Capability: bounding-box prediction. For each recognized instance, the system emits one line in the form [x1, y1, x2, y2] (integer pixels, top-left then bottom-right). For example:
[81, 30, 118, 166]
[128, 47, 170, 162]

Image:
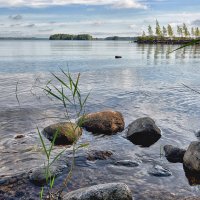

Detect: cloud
[192, 20, 200, 26]
[1, 0, 147, 9]
[9, 14, 23, 20]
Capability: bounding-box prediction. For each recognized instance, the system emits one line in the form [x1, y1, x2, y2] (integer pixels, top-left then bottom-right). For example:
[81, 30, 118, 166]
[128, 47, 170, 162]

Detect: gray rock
[63, 182, 133, 200]
[183, 141, 200, 173]
[43, 122, 82, 145]
[29, 165, 67, 186]
[148, 165, 172, 177]
[127, 117, 161, 147]
[114, 160, 141, 167]
[195, 130, 200, 138]
[79, 110, 125, 135]
[164, 145, 186, 163]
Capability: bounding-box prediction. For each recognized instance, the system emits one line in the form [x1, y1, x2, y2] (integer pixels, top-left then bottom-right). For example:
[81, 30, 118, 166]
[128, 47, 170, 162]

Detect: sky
[0, 0, 200, 38]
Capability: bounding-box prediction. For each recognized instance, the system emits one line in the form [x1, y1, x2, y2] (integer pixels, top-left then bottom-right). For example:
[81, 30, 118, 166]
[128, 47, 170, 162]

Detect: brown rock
[79, 110, 125, 135]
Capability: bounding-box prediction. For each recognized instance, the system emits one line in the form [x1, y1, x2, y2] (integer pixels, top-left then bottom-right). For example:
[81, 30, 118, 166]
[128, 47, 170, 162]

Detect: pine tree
[195, 27, 200, 37]
[183, 23, 190, 37]
[191, 27, 195, 37]
[167, 24, 174, 37]
[142, 31, 146, 37]
[155, 20, 162, 37]
[162, 26, 167, 37]
[148, 25, 153, 36]
[177, 26, 182, 37]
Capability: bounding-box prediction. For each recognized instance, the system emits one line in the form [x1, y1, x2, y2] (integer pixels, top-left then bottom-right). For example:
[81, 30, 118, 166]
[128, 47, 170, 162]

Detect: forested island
[49, 34, 136, 41]
[135, 20, 200, 44]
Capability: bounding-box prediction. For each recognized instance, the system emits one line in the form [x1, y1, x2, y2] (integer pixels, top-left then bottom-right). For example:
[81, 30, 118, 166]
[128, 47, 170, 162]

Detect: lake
[0, 40, 200, 199]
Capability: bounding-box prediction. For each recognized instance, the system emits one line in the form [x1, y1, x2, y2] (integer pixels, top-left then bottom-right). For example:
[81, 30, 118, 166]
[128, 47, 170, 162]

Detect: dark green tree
[155, 20, 162, 37]
[162, 26, 167, 37]
[167, 24, 174, 37]
[148, 25, 153, 36]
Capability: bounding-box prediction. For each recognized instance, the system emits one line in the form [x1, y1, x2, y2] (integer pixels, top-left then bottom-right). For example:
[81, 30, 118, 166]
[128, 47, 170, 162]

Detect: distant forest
[49, 34, 136, 41]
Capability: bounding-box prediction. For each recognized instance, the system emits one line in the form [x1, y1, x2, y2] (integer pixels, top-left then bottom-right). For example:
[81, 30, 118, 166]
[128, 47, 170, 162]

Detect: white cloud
[0, 0, 147, 9]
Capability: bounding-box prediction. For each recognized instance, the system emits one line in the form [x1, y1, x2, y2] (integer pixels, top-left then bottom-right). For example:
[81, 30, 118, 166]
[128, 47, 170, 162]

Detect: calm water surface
[0, 40, 200, 199]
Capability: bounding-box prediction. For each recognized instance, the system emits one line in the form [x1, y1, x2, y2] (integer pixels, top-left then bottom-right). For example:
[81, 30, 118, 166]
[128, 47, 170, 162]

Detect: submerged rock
[148, 165, 172, 177]
[63, 182, 133, 200]
[79, 110, 125, 135]
[127, 117, 161, 147]
[87, 150, 113, 161]
[114, 160, 141, 167]
[164, 145, 186, 163]
[183, 141, 200, 173]
[29, 165, 67, 186]
[43, 122, 82, 145]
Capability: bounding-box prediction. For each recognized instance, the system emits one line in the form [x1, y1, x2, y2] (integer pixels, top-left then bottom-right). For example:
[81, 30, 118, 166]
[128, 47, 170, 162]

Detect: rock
[148, 165, 172, 177]
[29, 165, 67, 186]
[127, 117, 161, 147]
[115, 56, 122, 59]
[195, 130, 200, 138]
[79, 110, 125, 135]
[14, 134, 25, 139]
[183, 141, 200, 173]
[114, 160, 141, 167]
[184, 166, 200, 186]
[63, 182, 133, 200]
[164, 145, 186, 163]
[87, 150, 113, 161]
[43, 122, 82, 145]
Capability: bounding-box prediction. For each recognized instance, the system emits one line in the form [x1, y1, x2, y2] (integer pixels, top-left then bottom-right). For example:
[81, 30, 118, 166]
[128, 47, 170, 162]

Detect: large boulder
[126, 117, 161, 147]
[164, 145, 186, 163]
[79, 110, 125, 135]
[63, 182, 133, 200]
[183, 141, 200, 173]
[43, 122, 82, 145]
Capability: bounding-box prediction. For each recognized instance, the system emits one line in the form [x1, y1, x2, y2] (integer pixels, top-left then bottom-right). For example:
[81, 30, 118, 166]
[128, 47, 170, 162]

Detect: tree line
[49, 34, 93, 40]
[142, 20, 200, 38]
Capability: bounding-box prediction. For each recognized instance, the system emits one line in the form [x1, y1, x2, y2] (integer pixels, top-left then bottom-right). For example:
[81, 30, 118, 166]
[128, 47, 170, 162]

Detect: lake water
[0, 40, 200, 199]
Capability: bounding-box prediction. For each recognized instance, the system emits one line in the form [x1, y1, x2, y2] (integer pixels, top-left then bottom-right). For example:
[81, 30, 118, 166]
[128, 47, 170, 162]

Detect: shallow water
[0, 40, 200, 199]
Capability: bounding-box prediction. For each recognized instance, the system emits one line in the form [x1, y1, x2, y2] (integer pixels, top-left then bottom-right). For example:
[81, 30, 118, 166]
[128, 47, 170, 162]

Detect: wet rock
[43, 122, 82, 145]
[29, 164, 67, 186]
[164, 145, 186, 163]
[114, 160, 141, 167]
[183, 141, 200, 173]
[14, 134, 25, 139]
[148, 165, 172, 177]
[184, 165, 200, 186]
[195, 130, 200, 138]
[63, 182, 133, 200]
[87, 150, 113, 161]
[127, 117, 161, 147]
[79, 110, 125, 135]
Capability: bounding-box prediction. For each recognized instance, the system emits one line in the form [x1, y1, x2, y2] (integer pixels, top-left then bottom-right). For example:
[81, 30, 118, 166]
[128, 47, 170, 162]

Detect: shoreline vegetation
[49, 34, 136, 41]
[135, 20, 200, 44]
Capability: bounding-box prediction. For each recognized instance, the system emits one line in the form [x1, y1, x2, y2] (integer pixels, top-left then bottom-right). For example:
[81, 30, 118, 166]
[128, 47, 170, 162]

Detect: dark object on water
[14, 134, 25, 139]
[127, 117, 161, 147]
[164, 145, 186, 163]
[115, 56, 122, 59]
